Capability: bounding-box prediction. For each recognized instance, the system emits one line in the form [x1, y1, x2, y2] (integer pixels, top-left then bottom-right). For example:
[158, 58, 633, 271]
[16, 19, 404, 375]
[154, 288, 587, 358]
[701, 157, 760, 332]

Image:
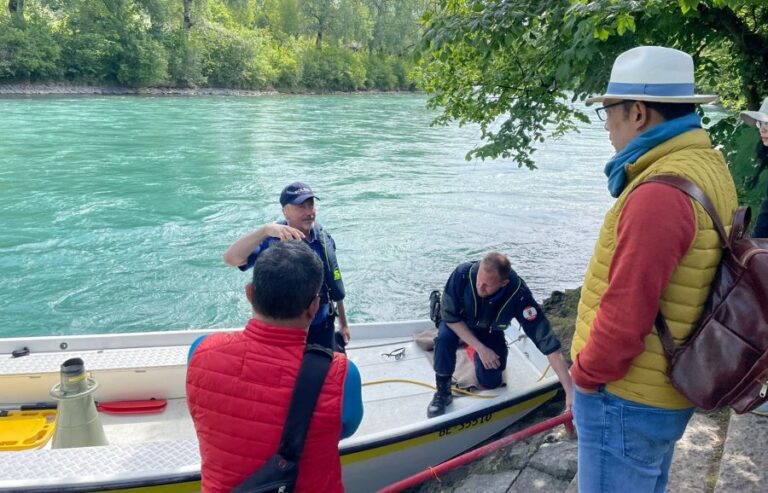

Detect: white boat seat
[0, 346, 191, 404]
[0, 346, 188, 377]
[0, 439, 200, 490]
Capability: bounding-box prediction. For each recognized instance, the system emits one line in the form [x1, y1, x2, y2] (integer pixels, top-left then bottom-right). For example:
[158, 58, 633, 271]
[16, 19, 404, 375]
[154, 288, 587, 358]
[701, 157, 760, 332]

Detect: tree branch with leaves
[419, 0, 768, 168]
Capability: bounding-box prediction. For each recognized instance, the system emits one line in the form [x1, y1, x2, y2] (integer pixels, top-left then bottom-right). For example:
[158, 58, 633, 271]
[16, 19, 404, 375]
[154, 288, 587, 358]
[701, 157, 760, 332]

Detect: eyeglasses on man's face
[595, 101, 627, 122]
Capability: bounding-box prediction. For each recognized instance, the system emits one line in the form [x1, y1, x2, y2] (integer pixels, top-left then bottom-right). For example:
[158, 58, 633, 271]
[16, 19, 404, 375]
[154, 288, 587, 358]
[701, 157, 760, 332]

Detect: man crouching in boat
[427, 252, 573, 418]
[187, 241, 363, 493]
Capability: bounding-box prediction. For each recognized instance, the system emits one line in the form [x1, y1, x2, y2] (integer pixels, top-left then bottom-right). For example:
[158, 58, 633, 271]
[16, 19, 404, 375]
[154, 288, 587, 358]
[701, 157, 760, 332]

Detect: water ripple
[1, 94, 617, 337]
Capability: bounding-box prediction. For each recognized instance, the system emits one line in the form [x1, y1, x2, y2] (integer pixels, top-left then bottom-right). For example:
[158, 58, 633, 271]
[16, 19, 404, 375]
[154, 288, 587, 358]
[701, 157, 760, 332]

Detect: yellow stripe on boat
[102, 482, 201, 493]
[340, 390, 555, 465]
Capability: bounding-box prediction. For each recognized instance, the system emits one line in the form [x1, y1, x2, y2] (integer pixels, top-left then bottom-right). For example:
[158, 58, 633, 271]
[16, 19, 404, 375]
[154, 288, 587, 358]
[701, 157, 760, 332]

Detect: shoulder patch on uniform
[523, 306, 537, 321]
[333, 268, 342, 281]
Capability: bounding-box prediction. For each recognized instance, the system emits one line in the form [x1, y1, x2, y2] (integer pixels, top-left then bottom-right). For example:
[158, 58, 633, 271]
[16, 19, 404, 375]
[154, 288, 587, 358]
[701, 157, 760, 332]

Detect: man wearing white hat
[740, 99, 768, 418]
[740, 98, 768, 240]
[570, 46, 739, 492]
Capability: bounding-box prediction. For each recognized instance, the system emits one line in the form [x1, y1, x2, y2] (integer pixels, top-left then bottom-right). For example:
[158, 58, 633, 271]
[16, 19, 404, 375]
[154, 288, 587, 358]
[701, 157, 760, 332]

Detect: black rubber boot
[427, 375, 453, 418]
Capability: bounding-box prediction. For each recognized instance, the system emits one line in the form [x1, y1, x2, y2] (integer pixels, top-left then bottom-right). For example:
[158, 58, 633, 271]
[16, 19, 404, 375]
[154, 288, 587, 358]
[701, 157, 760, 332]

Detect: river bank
[0, 83, 418, 97]
[406, 287, 580, 492]
[406, 287, 768, 493]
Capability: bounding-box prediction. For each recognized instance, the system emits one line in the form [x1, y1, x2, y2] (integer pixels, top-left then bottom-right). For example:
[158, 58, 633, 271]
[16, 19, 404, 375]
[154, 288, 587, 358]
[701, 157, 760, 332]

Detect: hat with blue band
[586, 46, 718, 106]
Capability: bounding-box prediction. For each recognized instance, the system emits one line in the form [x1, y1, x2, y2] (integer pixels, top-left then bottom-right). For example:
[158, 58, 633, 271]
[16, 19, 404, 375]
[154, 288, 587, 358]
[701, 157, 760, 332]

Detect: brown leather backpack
[646, 175, 768, 413]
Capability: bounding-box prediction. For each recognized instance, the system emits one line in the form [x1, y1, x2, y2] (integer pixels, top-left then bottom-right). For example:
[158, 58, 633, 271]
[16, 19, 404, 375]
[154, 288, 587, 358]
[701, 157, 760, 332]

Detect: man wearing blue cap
[571, 46, 739, 492]
[224, 182, 349, 351]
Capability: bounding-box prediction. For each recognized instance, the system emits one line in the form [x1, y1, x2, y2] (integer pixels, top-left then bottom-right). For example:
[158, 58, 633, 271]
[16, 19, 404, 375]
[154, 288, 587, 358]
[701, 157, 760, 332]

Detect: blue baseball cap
[279, 182, 317, 206]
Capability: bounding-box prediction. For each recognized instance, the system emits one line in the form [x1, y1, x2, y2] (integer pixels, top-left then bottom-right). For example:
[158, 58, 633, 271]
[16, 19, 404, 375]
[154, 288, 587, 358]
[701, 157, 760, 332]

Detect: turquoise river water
[1, 94, 617, 338]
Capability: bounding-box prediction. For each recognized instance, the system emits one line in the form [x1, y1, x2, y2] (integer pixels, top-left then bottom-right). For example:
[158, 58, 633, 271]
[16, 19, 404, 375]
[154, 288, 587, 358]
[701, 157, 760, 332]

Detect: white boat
[0, 320, 561, 492]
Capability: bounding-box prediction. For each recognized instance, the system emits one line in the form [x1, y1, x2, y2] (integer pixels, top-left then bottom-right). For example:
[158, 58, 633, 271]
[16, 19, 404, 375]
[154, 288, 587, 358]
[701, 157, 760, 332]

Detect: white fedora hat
[740, 97, 768, 126]
[585, 46, 718, 106]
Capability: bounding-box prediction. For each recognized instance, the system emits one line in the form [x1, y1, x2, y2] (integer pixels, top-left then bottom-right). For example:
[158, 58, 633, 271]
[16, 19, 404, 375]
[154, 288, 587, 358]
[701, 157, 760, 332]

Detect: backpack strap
[654, 311, 677, 360]
[277, 344, 334, 462]
[643, 176, 724, 358]
[645, 175, 729, 245]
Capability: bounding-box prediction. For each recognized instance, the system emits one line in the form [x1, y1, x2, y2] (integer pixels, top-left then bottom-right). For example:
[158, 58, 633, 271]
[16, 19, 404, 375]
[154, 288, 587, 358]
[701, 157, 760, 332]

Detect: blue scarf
[604, 112, 702, 198]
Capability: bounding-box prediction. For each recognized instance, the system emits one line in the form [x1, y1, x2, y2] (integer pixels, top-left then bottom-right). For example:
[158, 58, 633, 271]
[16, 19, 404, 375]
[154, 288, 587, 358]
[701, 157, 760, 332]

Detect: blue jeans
[433, 320, 508, 388]
[572, 387, 694, 493]
[752, 400, 768, 415]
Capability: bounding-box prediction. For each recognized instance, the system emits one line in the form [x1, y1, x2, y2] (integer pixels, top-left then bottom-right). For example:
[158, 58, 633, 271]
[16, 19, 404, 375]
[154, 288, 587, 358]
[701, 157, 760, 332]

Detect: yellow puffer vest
[571, 129, 738, 409]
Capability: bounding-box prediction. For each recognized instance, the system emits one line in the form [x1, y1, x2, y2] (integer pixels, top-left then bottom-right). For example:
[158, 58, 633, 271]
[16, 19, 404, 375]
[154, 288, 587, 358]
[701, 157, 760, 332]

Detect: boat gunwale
[0, 382, 561, 492]
[0, 320, 560, 492]
[0, 320, 434, 356]
[340, 379, 560, 455]
[0, 472, 200, 493]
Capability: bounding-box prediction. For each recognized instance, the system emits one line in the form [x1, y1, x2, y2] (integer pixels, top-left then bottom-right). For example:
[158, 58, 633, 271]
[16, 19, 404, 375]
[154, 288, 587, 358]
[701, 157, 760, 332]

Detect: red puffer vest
[186, 319, 348, 493]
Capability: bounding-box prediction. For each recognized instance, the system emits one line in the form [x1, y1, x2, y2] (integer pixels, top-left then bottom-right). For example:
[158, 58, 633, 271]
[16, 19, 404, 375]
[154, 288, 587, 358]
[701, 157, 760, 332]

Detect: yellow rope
[536, 363, 552, 382]
[362, 365, 554, 398]
[361, 379, 498, 399]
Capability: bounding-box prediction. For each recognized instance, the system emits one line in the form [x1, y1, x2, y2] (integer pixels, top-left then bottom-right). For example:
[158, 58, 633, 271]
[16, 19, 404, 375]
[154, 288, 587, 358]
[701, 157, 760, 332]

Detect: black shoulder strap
[277, 344, 334, 461]
[462, 262, 477, 319]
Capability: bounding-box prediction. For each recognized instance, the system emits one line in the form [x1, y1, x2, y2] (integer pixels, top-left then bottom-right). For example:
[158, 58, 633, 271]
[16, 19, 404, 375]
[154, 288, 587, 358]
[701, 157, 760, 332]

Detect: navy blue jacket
[753, 198, 768, 238]
[440, 261, 561, 355]
[239, 223, 345, 326]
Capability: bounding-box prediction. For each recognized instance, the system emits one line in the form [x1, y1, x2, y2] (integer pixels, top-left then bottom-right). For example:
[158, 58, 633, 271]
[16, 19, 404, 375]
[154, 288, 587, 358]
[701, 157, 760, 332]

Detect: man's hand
[263, 224, 305, 241]
[475, 345, 501, 370]
[339, 324, 351, 344]
[224, 224, 306, 267]
[564, 385, 574, 411]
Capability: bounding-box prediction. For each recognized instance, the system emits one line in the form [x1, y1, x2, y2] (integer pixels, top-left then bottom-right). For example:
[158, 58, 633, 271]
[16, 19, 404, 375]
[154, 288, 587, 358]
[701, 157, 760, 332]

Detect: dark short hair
[481, 252, 511, 279]
[757, 140, 768, 169]
[622, 101, 696, 121]
[251, 241, 324, 319]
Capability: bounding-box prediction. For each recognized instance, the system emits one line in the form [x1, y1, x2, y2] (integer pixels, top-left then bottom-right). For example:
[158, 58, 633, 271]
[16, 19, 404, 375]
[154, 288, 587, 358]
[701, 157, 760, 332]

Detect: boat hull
[340, 388, 557, 493]
[0, 320, 561, 492]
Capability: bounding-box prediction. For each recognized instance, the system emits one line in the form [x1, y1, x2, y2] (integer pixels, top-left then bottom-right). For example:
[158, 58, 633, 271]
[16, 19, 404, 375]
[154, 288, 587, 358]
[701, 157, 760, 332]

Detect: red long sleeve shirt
[571, 183, 696, 390]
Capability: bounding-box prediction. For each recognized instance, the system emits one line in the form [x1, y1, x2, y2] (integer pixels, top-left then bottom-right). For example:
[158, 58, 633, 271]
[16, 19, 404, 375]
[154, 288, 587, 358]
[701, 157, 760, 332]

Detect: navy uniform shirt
[238, 226, 337, 326]
[440, 262, 561, 355]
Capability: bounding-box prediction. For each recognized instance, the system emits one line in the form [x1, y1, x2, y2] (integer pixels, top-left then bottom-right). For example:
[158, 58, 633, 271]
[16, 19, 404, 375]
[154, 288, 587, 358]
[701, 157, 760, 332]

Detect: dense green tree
[367, 0, 426, 56]
[331, 0, 371, 48]
[420, 0, 768, 171]
[0, 11, 60, 80]
[0, 0, 427, 91]
[301, 0, 334, 48]
[56, 0, 168, 86]
[182, 0, 192, 29]
[7, 0, 24, 26]
[302, 45, 366, 90]
[259, 0, 300, 39]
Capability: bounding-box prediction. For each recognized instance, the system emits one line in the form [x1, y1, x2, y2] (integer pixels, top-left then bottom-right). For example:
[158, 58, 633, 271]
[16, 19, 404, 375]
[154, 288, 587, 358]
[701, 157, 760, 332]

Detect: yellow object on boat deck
[0, 410, 57, 451]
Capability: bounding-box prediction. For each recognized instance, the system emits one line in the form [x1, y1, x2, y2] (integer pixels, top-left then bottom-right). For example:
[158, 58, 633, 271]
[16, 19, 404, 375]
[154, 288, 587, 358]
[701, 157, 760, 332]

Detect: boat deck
[0, 321, 559, 492]
[2, 331, 548, 442]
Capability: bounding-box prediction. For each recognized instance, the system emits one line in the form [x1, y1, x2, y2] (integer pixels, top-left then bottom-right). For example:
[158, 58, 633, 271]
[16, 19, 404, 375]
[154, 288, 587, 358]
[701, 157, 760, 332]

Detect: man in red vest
[187, 241, 363, 493]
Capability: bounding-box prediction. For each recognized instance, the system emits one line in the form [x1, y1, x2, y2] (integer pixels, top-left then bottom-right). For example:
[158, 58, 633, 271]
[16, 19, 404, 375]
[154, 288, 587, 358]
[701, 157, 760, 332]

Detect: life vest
[571, 129, 739, 409]
[186, 319, 348, 493]
[277, 220, 345, 303]
[454, 261, 524, 332]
